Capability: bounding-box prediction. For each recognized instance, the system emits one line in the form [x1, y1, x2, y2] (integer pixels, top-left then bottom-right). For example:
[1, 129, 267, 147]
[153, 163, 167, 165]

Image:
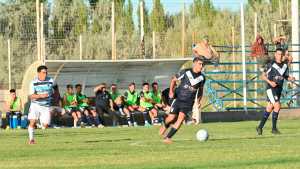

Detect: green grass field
[1, 119, 300, 169]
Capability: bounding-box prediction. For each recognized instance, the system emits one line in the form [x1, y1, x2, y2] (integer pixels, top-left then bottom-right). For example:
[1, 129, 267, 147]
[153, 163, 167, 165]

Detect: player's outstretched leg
[163, 112, 185, 144]
[257, 102, 273, 135]
[159, 114, 176, 136]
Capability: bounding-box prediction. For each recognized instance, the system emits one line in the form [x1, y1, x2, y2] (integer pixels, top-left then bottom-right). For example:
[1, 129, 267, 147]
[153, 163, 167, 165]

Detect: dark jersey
[95, 90, 111, 107]
[265, 61, 289, 89]
[174, 69, 205, 106]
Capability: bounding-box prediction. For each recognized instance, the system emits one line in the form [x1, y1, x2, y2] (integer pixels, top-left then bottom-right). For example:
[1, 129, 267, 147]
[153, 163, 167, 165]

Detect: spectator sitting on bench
[138, 82, 159, 126]
[124, 82, 139, 126]
[5, 89, 23, 129]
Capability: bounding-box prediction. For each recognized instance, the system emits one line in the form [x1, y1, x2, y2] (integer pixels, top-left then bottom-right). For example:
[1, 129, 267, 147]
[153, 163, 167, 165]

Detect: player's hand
[169, 91, 174, 99]
[39, 93, 49, 98]
[269, 81, 277, 88]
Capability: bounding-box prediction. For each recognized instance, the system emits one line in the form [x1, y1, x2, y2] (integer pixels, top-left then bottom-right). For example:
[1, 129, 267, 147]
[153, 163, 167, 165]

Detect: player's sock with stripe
[165, 127, 177, 139]
[272, 111, 279, 130]
[28, 126, 34, 141]
[258, 111, 271, 129]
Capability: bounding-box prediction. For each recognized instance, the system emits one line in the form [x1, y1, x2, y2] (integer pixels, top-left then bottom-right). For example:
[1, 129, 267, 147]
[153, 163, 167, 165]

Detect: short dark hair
[152, 82, 158, 87]
[111, 83, 117, 87]
[37, 65, 48, 72]
[142, 82, 149, 86]
[9, 89, 16, 93]
[75, 84, 82, 88]
[66, 84, 73, 89]
[129, 82, 135, 86]
[275, 48, 283, 53]
[193, 56, 205, 63]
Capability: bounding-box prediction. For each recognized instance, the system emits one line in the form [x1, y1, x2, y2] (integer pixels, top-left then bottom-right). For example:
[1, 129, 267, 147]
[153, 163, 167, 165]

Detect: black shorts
[266, 87, 282, 104]
[170, 99, 192, 116]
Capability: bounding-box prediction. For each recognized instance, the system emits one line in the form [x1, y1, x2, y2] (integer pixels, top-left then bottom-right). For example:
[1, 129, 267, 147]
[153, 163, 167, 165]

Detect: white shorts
[28, 103, 51, 125]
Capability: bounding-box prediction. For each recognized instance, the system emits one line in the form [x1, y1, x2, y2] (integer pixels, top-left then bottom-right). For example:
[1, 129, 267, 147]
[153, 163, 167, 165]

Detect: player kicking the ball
[28, 65, 55, 144]
[256, 48, 295, 135]
[159, 57, 205, 144]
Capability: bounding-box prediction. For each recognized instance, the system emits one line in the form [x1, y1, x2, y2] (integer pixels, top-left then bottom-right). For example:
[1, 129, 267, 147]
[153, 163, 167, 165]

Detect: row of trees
[0, 0, 294, 89]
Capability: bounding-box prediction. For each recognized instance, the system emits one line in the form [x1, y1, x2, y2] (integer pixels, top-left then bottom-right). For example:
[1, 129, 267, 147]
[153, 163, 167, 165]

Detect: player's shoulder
[45, 76, 54, 83]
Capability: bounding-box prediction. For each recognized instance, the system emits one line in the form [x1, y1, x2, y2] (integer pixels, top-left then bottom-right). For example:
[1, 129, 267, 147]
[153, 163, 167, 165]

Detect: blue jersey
[29, 76, 55, 107]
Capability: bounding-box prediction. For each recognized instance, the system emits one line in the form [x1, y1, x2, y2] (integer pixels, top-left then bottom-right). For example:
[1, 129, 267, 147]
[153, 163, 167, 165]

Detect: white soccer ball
[196, 129, 209, 142]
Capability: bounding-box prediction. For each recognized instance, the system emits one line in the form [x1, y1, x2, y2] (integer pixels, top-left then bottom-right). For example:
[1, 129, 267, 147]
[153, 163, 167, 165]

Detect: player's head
[111, 84, 117, 92]
[9, 89, 16, 99]
[75, 84, 82, 93]
[142, 82, 150, 92]
[66, 84, 74, 94]
[37, 65, 48, 81]
[152, 82, 159, 91]
[275, 48, 283, 63]
[128, 82, 135, 92]
[192, 57, 204, 73]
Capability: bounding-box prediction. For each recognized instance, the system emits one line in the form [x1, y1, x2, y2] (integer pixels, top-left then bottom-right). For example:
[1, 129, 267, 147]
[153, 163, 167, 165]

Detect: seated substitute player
[63, 84, 82, 128]
[5, 89, 23, 129]
[75, 84, 100, 127]
[28, 65, 55, 144]
[159, 57, 205, 144]
[124, 82, 139, 126]
[256, 48, 295, 135]
[113, 95, 133, 126]
[138, 82, 159, 126]
[110, 84, 121, 102]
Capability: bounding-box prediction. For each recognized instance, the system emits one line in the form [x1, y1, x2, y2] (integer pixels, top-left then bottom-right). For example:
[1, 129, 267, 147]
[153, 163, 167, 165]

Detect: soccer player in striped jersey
[28, 65, 55, 144]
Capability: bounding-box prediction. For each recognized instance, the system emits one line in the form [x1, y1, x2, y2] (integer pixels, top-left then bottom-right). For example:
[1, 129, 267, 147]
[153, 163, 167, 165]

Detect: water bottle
[9, 114, 13, 128]
[21, 115, 28, 129]
[12, 115, 17, 129]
